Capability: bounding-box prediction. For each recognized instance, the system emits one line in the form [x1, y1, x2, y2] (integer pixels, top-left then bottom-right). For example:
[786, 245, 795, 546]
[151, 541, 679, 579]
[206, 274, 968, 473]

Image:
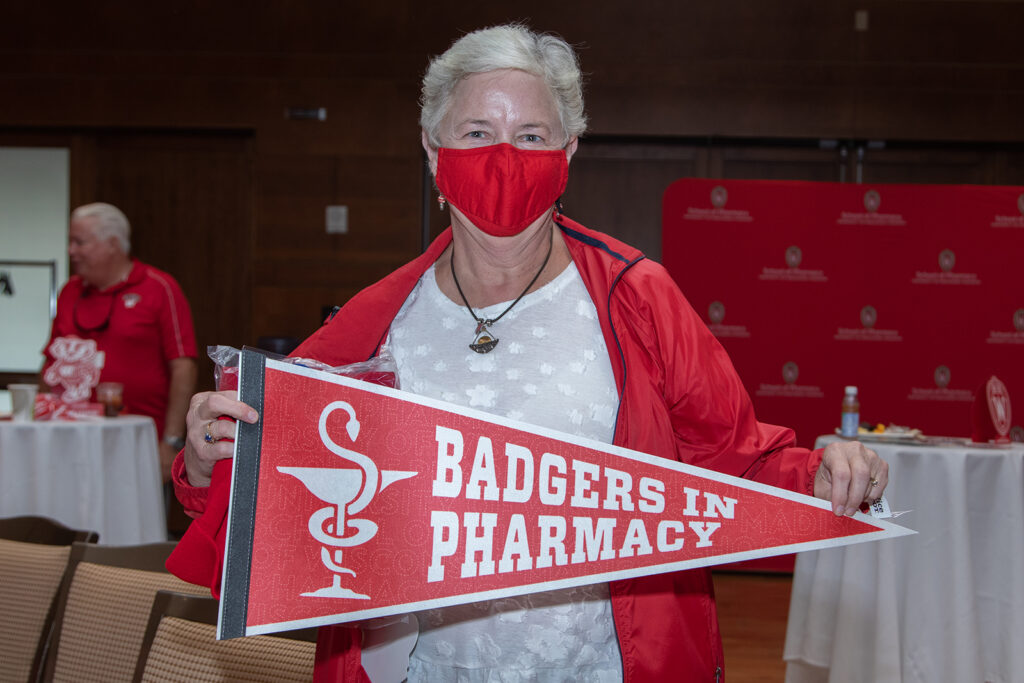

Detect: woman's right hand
[184, 390, 259, 487]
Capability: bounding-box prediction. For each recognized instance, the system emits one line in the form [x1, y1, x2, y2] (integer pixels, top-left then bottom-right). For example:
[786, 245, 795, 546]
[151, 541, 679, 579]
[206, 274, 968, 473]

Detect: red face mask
[435, 143, 569, 237]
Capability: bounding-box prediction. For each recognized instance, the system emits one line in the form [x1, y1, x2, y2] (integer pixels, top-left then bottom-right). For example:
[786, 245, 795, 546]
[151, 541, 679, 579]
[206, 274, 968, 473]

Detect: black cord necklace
[72, 290, 117, 333]
[72, 265, 133, 333]
[450, 229, 554, 354]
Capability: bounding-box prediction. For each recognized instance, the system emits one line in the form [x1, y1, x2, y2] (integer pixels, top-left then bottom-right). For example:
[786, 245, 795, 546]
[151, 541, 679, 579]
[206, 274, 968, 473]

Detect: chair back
[0, 516, 98, 683]
[42, 541, 208, 683]
[132, 590, 317, 683]
[0, 515, 99, 545]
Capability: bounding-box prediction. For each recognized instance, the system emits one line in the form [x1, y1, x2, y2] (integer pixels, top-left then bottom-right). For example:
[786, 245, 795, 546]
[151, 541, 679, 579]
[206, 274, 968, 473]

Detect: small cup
[96, 382, 124, 417]
[9, 384, 39, 422]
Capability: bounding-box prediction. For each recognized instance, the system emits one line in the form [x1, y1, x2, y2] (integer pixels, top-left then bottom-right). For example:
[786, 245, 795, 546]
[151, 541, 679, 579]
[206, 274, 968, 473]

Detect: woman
[172, 24, 887, 682]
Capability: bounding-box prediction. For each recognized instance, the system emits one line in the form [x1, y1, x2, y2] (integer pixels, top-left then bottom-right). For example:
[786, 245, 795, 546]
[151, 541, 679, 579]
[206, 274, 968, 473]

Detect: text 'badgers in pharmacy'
[427, 426, 736, 582]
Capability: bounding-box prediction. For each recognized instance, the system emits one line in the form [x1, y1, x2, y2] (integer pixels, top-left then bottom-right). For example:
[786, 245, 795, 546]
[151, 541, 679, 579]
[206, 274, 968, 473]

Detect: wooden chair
[0, 516, 98, 683]
[40, 541, 208, 683]
[0, 515, 99, 545]
[132, 590, 317, 683]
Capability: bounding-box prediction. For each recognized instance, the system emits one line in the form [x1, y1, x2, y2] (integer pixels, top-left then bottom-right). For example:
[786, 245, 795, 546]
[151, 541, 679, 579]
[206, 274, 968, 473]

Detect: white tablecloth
[784, 435, 1024, 683]
[0, 415, 167, 545]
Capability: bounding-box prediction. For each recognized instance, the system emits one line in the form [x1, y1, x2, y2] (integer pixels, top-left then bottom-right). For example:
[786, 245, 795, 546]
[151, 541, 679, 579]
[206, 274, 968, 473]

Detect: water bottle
[840, 385, 860, 437]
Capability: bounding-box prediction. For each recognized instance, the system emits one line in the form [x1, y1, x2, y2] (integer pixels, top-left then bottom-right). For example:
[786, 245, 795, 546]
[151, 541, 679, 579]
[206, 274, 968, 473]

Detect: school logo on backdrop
[755, 361, 824, 399]
[785, 246, 802, 269]
[706, 300, 750, 339]
[711, 186, 728, 208]
[837, 188, 905, 226]
[986, 308, 1024, 345]
[782, 362, 800, 385]
[938, 249, 956, 273]
[860, 305, 877, 329]
[682, 182, 752, 223]
[708, 301, 725, 325]
[990, 192, 1024, 228]
[912, 248, 980, 286]
[760, 246, 827, 282]
[909, 364, 972, 402]
[864, 190, 881, 213]
[835, 305, 902, 342]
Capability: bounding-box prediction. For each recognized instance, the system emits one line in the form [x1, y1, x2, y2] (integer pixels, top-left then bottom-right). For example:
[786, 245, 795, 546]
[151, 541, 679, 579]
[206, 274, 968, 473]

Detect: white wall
[0, 147, 69, 373]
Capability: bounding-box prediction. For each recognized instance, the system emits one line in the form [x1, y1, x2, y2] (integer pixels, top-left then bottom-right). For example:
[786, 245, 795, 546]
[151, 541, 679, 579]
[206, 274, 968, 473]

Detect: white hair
[71, 202, 131, 253]
[420, 24, 587, 148]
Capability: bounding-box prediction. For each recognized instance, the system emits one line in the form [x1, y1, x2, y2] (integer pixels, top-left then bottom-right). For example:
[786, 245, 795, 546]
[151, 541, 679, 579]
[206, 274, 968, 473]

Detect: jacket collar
[349, 220, 645, 360]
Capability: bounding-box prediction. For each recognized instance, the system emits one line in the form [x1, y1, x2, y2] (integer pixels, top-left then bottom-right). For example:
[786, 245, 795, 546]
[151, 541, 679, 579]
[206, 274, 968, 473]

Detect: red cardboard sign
[218, 351, 912, 639]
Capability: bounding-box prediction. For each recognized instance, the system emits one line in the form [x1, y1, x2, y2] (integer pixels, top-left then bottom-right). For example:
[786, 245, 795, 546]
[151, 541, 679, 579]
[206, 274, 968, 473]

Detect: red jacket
[170, 217, 822, 682]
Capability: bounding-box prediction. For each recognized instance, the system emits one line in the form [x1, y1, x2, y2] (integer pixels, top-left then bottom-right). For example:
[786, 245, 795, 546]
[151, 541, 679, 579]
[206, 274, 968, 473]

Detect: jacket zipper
[554, 218, 646, 443]
[604, 254, 645, 442]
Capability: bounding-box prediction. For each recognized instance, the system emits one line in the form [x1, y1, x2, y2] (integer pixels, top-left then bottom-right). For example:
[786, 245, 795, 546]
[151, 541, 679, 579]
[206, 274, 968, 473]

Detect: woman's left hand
[814, 441, 889, 516]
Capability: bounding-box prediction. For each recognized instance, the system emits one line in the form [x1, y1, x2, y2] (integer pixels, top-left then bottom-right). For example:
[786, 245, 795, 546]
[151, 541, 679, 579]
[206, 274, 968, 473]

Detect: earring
[438, 193, 447, 211]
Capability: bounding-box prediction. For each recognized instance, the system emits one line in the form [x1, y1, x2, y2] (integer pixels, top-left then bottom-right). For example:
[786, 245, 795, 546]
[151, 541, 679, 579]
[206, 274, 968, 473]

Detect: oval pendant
[470, 328, 498, 354]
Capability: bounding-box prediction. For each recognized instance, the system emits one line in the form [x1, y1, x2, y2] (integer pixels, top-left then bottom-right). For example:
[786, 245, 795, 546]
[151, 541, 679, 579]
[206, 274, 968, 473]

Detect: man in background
[42, 202, 197, 482]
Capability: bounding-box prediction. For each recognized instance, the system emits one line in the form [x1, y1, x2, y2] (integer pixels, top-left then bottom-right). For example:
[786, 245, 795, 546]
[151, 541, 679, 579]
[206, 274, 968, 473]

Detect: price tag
[869, 496, 892, 519]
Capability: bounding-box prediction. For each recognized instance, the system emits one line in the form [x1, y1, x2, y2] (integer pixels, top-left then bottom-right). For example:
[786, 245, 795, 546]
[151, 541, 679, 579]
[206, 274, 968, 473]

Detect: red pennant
[219, 352, 911, 638]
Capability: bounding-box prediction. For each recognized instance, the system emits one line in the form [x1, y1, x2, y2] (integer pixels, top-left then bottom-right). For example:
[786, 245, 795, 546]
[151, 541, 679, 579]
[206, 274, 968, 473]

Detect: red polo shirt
[43, 259, 197, 436]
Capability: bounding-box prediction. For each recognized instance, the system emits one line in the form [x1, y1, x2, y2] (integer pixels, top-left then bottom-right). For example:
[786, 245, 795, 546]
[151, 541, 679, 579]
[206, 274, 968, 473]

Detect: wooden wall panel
[251, 286, 363, 345]
[859, 1, 1023, 64]
[1, 0, 1021, 359]
[715, 146, 843, 182]
[996, 150, 1024, 185]
[88, 131, 254, 392]
[860, 146, 1024, 185]
[3, 2, 1020, 139]
[562, 141, 704, 261]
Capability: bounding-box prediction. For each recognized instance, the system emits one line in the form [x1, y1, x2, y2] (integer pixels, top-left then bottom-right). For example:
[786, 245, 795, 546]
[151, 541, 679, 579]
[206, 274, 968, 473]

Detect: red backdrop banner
[662, 179, 1024, 448]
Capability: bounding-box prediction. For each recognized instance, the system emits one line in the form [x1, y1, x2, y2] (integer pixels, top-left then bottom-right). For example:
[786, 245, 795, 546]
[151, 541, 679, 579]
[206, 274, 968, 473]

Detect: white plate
[834, 428, 925, 443]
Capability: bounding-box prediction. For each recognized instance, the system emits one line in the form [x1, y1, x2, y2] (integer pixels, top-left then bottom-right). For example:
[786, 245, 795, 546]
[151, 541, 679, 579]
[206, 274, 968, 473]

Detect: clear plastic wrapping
[207, 345, 399, 392]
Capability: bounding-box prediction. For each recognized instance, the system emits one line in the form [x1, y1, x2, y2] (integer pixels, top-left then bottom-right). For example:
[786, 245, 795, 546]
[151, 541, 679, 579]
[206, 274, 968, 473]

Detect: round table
[784, 435, 1024, 683]
[0, 415, 167, 544]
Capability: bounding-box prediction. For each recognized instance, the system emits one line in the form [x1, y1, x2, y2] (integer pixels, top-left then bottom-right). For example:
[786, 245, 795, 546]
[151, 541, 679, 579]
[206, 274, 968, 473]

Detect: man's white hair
[71, 202, 131, 253]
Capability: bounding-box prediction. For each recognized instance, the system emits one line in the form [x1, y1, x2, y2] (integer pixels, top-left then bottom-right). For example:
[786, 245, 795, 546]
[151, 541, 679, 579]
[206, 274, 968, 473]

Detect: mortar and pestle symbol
[278, 400, 416, 599]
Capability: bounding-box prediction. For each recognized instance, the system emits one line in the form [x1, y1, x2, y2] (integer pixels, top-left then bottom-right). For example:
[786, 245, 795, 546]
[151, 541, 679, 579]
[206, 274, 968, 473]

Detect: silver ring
[204, 421, 216, 444]
[869, 478, 879, 488]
